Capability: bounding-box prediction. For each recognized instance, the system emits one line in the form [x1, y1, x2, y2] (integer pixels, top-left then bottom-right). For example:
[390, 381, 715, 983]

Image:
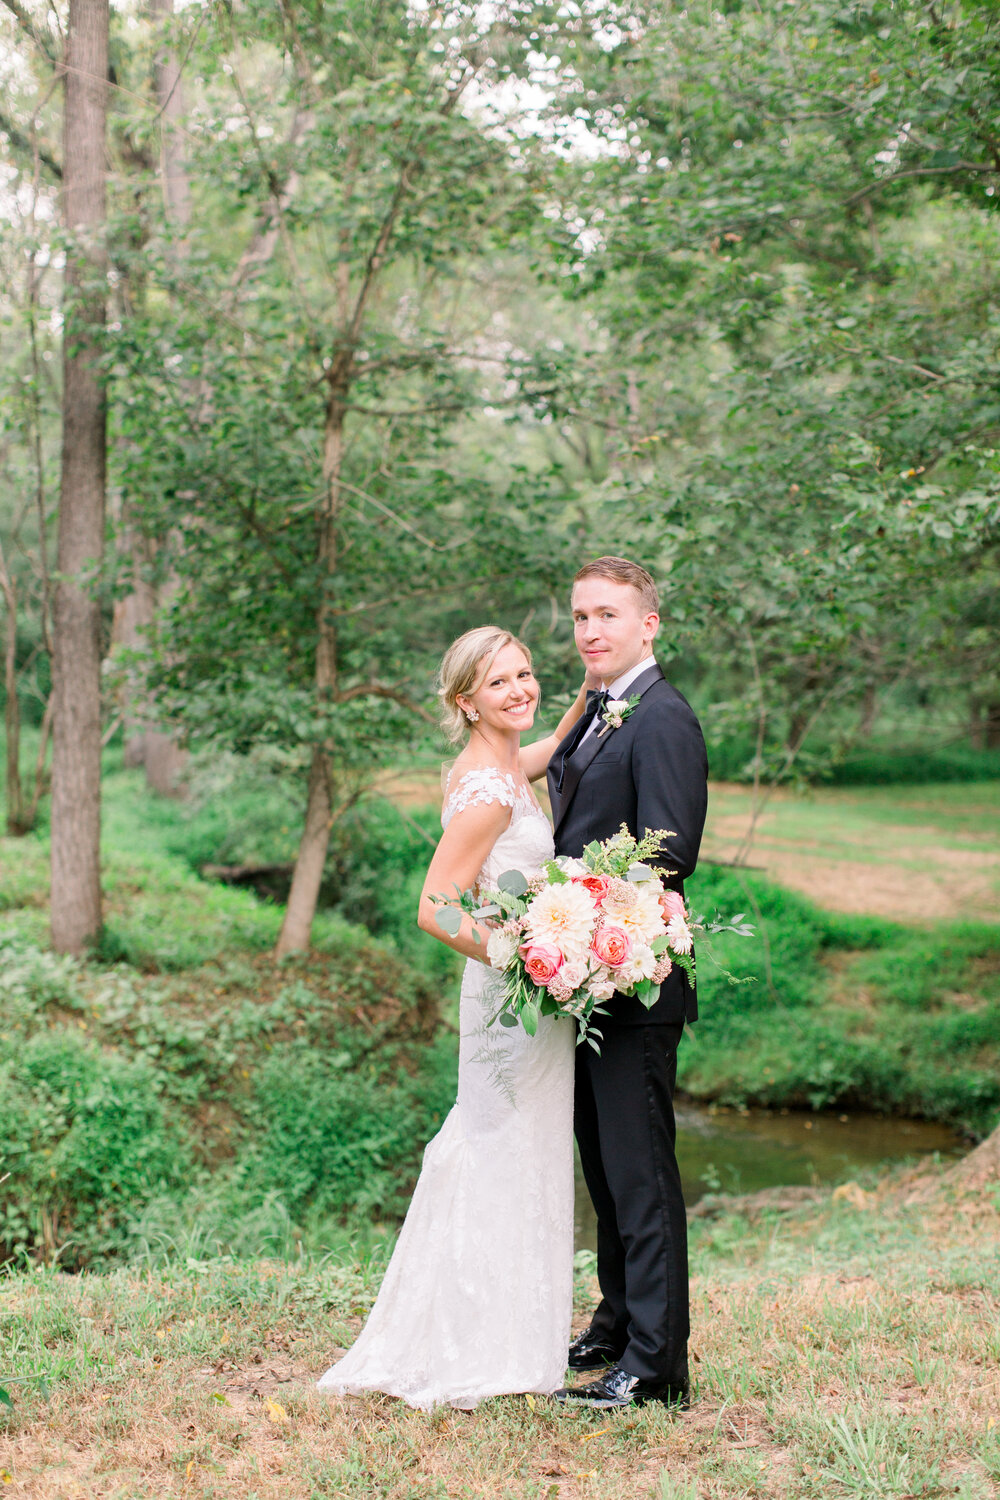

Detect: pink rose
[659, 889, 687, 923]
[519, 943, 564, 986]
[590, 924, 631, 969]
[575, 873, 612, 903]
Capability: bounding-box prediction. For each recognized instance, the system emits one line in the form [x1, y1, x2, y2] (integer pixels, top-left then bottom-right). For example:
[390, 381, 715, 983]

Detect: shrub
[232, 1034, 456, 1224]
[0, 1031, 193, 1266]
[703, 735, 1000, 786]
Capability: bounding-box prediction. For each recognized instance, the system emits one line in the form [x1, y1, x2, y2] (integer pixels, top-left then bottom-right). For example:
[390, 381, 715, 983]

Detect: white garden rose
[586, 974, 617, 1002]
[556, 957, 590, 991]
[524, 880, 597, 961]
[486, 928, 521, 971]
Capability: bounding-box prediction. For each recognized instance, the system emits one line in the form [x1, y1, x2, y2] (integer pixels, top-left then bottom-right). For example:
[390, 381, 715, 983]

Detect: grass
[1, 1165, 998, 1498]
[2, 743, 1000, 1492]
[700, 780, 1000, 926]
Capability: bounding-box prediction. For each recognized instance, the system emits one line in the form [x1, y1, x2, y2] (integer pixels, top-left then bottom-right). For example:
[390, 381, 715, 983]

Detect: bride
[317, 626, 589, 1409]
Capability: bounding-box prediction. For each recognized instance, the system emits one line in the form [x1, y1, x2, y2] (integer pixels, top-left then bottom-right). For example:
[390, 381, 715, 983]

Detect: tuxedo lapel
[551, 662, 664, 837]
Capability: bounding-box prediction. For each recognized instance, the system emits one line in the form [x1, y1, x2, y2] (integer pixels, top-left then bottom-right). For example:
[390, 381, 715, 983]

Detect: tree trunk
[0, 542, 26, 834]
[857, 677, 878, 740]
[275, 745, 333, 955]
[273, 146, 411, 956]
[275, 382, 346, 956]
[142, 0, 189, 792]
[985, 702, 1000, 751]
[111, 0, 189, 793]
[113, 536, 158, 767]
[152, 0, 190, 228]
[50, 0, 109, 954]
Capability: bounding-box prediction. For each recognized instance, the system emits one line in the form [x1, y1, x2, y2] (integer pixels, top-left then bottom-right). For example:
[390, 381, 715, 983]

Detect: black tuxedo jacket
[546, 662, 708, 1025]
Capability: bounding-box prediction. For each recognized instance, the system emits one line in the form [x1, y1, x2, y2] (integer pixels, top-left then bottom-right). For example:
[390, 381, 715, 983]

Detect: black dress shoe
[555, 1364, 690, 1411]
[567, 1329, 624, 1372]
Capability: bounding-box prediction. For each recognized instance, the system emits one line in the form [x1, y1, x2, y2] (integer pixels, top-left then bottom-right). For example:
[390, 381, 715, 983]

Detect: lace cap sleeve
[441, 768, 517, 829]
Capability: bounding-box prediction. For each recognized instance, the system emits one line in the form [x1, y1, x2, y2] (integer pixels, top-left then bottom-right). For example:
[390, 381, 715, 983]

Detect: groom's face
[571, 576, 659, 684]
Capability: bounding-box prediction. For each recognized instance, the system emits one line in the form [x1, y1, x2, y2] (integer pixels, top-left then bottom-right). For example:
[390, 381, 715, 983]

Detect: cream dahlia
[615, 882, 667, 944]
[523, 880, 597, 960]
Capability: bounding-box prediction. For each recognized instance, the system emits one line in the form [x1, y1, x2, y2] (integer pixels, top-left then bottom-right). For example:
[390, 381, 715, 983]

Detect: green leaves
[433, 907, 463, 938]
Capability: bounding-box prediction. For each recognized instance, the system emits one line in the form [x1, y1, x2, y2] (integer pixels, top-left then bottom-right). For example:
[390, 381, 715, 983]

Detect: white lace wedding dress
[317, 768, 575, 1410]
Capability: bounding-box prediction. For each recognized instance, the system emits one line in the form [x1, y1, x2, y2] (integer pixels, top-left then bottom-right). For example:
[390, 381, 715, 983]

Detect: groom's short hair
[573, 556, 659, 615]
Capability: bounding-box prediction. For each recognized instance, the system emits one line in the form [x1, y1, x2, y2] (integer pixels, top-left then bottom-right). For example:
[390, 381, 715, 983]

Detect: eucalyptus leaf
[434, 907, 463, 938]
[497, 869, 529, 898]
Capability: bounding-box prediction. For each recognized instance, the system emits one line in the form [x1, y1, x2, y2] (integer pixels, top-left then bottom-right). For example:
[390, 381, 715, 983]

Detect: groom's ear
[643, 611, 660, 642]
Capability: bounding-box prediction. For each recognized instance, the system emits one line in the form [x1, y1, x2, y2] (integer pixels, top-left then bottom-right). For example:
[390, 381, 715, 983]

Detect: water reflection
[574, 1103, 963, 1252]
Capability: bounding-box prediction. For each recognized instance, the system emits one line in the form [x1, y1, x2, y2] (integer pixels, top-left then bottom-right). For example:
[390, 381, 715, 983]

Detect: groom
[547, 556, 708, 1411]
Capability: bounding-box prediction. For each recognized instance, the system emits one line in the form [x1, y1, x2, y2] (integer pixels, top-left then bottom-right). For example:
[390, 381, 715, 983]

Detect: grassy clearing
[701, 781, 1000, 926]
[2, 1164, 998, 1499]
[378, 766, 1000, 925]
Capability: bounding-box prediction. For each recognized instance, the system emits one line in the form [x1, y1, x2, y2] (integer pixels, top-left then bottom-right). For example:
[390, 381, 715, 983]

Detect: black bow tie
[586, 688, 608, 717]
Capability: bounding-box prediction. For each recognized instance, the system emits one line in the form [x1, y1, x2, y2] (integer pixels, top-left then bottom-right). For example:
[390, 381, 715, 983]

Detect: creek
[573, 1103, 963, 1251]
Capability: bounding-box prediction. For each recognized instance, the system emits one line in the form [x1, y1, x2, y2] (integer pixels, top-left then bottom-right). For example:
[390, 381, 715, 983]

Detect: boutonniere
[597, 693, 641, 738]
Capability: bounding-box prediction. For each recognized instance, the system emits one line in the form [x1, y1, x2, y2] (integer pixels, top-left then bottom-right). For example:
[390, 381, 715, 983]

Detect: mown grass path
[378, 771, 1000, 926]
[702, 782, 1000, 926]
[2, 1165, 998, 1500]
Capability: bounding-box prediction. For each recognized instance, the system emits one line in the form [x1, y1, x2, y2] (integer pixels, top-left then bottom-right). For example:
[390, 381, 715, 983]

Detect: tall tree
[110, 0, 582, 956]
[528, 0, 1000, 764]
[50, 0, 109, 953]
[112, 0, 190, 796]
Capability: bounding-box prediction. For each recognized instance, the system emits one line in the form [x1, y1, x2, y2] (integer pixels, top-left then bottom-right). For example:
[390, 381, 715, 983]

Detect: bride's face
[461, 644, 539, 735]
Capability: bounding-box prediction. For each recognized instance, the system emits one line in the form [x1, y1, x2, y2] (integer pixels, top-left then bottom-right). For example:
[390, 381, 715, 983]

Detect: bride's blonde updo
[439, 625, 533, 743]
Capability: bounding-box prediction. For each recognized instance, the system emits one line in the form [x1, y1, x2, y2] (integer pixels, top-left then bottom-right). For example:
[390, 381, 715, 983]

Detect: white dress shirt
[578, 653, 656, 748]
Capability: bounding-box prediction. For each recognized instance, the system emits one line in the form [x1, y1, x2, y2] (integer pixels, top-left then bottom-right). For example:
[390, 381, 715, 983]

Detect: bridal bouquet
[434, 825, 751, 1047]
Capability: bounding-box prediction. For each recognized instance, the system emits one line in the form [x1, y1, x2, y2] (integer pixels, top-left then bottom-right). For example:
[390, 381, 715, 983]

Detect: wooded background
[1, 0, 998, 954]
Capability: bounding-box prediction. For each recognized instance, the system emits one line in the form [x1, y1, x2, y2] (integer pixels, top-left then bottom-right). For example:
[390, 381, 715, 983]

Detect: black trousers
[574, 1022, 689, 1387]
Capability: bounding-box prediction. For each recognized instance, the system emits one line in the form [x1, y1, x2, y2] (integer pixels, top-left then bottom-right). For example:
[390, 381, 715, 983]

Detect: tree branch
[844, 159, 998, 208]
[336, 681, 438, 726]
[0, 0, 58, 61]
[342, 399, 472, 418]
[0, 106, 62, 177]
